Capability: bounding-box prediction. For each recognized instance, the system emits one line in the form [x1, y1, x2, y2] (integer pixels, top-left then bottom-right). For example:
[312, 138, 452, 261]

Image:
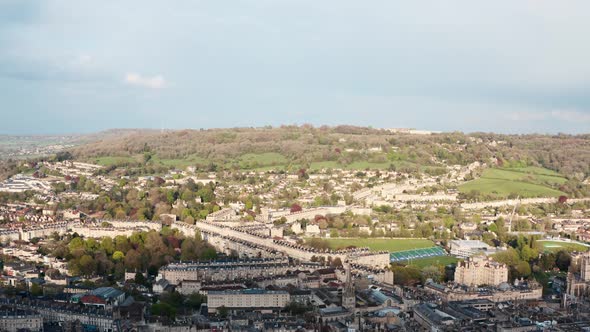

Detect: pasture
[459, 167, 566, 198]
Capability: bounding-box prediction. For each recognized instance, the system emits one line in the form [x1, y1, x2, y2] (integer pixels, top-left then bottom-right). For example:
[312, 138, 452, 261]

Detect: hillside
[69, 126, 590, 177]
[459, 167, 568, 199]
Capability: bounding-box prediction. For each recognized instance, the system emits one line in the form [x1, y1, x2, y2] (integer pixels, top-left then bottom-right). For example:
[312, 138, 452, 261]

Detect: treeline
[57, 178, 217, 222]
[40, 228, 217, 279]
[66, 126, 590, 178]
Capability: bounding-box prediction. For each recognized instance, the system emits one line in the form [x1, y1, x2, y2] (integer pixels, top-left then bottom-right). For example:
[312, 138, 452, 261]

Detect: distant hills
[2, 126, 589, 182]
[62, 126, 589, 178]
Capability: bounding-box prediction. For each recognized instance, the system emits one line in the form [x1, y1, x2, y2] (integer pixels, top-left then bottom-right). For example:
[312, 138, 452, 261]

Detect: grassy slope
[459, 167, 567, 198]
[239, 152, 288, 165]
[325, 238, 435, 252]
[152, 155, 210, 168]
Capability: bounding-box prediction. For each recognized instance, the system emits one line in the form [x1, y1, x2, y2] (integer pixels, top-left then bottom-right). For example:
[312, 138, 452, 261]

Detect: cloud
[506, 109, 590, 124]
[550, 109, 590, 123]
[72, 54, 93, 67]
[124, 73, 166, 89]
[505, 111, 548, 122]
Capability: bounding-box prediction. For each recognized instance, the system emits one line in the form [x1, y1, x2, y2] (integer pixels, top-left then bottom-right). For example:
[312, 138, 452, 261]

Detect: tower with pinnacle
[342, 264, 356, 310]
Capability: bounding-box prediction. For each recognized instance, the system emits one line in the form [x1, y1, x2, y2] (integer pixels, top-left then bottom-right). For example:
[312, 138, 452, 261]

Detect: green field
[408, 256, 459, 268]
[537, 240, 590, 252]
[230, 153, 289, 169]
[151, 155, 210, 168]
[325, 238, 435, 252]
[503, 166, 565, 177]
[459, 167, 567, 198]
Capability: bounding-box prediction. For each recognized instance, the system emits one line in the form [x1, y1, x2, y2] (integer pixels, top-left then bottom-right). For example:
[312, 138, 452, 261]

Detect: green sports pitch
[325, 238, 435, 252]
[537, 240, 590, 252]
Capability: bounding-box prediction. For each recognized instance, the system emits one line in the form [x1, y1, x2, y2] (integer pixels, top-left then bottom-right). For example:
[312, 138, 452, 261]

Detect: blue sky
[1, 1, 589, 134]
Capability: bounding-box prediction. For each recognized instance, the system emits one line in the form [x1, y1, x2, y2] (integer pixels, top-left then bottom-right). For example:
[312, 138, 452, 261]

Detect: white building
[450, 240, 499, 258]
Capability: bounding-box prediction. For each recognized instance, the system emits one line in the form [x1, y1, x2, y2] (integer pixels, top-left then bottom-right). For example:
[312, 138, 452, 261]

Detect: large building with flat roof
[207, 289, 290, 313]
[450, 240, 501, 258]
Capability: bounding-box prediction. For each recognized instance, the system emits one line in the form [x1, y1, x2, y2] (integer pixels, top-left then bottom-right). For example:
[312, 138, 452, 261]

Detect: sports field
[390, 247, 447, 263]
[408, 256, 459, 268]
[325, 238, 435, 252]
[459, 167, 566, 198]
[537, 240, 590, 252]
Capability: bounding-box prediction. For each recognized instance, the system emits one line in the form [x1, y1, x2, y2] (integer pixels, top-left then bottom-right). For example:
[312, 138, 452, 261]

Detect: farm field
[325, 238, 435, 252]
[537, 240, 590, 252]
[408, 256, 459, 268]
[459, 167, 566, 198]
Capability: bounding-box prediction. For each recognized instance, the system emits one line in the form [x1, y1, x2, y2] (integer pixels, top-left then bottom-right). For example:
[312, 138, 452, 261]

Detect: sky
[1, 1, 589, 135]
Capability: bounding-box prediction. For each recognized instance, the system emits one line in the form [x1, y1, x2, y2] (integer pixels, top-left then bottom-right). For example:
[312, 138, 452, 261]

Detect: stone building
[454, 256, 508, 287]
[207, 289, 290, 313]
[0, 308, 42, 332]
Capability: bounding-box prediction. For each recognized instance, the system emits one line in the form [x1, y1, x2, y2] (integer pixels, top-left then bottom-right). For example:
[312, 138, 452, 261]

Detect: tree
[55, 151, 73, 161]
[391, 265, 422, 286]
[79, 255, 97, 277]
[180, 238, 198, 261]
[124, 249, 143, 270]
[493, 248, 520, 266]
[186, 293, 207, 310]
[112, 251, 125, 261]
[331, 257, 343, 268]
[134, 272, 148, 286]
[217, 306, 229, 318]
[200, 247, 218, 260]
[30, 283, 43, 296]
[151, 303, 176, 319]
[514, 261, 531, 279]
[290, 204, 302, 213]
[422, 266, 443, 282]
[556, 251, 572, 271]
[100, 237, 115, 255]
[539, 252, 556, 271]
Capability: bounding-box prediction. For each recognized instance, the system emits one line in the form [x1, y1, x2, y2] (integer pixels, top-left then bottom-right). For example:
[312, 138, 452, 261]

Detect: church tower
[342, 264, 356, 310]
[581, 252, 590, 282]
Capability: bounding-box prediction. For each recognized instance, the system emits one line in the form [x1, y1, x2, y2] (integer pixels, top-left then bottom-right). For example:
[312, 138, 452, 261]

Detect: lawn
[459, 166, 567, 198]
[408, 256, 459, 268]
[537, 240, 590, 252]
[325, 238, 435, 252]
